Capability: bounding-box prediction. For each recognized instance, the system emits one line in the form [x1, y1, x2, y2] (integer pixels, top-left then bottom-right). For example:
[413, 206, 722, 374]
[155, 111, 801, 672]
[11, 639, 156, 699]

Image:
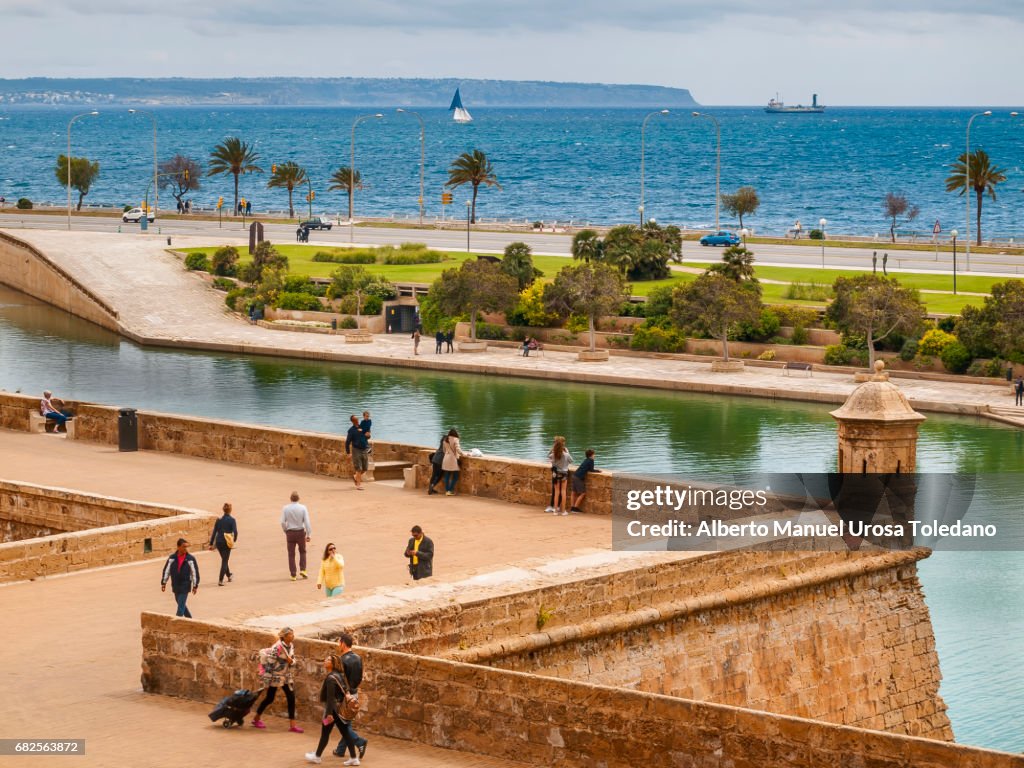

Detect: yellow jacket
[317, 554, 345, 589]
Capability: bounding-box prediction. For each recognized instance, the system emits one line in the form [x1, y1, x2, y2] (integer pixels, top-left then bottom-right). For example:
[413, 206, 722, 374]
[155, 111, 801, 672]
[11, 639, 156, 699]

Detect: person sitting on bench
[40, 390, 73, 432]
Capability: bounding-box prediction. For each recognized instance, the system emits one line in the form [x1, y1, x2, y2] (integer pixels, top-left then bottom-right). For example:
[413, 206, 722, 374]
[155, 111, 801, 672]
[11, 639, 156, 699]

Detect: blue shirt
[574, 457, 597, 479]
[346, 425, 368, 453]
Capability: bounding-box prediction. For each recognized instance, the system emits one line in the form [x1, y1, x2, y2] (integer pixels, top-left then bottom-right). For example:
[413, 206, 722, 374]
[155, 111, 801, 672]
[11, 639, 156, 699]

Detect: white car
[122, 207, 155, 223]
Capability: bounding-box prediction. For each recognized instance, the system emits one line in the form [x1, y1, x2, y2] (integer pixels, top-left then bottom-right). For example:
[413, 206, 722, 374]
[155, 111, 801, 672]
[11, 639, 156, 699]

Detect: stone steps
[369, 460, 412, 481]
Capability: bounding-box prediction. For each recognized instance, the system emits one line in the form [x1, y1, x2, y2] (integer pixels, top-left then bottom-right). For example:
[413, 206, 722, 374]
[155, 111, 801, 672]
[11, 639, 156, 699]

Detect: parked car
[699, 230, 741, 247]
[122, 207, 155, 223]
[299, 216, 332, 231]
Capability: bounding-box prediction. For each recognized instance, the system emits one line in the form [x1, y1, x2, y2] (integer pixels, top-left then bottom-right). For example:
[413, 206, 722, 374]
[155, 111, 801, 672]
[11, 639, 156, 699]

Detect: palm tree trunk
[347, 189, 353, 222]
[976, 188, 983, 246]
[288, 188, 294, 219]
[588, 315, 596, 352]
[738, 213, 744, 229]
[233, 173, 240, 217]
[890, 218, 897, 243]
[471, 185, 479, 224]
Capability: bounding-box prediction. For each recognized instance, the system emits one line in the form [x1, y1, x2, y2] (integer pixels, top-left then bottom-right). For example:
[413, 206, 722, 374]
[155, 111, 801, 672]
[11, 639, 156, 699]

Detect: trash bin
[331, 318, 337, 330]
[118, 408, 138, 452]
[1008, 367, 1014, 382]
[140, 216, 148, 232]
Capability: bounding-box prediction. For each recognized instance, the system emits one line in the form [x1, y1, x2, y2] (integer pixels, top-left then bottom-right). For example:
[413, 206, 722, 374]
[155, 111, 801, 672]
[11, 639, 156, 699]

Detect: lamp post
[305, 177, 313, 220]
[819, 218, 827, 268]
[466, 200, 472, 253]
[396, 108, 426, 225]
[950, 229, 958, 295]
[66, 111, 99, 230]
[350, 112, 383, 243]
[692, 111, 721, 230]
[129, 109, 158, 221]
[964, 110, 992, 271]
[740, 228, 749, 248]
[640, 109, 670, 226]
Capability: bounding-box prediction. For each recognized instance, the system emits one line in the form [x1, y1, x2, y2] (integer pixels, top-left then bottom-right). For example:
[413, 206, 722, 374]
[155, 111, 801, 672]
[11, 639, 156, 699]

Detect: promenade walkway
[0, 428, 620, 767]
[3, 229, 1021, 421]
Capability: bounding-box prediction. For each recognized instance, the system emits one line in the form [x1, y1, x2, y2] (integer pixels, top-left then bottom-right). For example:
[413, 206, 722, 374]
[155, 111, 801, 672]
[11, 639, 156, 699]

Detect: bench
[29, 410, 76, 437]
[783, 361, 813, 376]
[519, 343, 544, 357]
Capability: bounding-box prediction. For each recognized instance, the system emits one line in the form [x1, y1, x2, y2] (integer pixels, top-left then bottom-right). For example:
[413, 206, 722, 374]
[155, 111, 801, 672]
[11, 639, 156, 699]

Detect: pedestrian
[296, 226, 304, 242]
[280, 491, 312, 580]
[445, 329, 455, 353]
[253, 628, 303, 733]
[441, 427, 465, 496]
[405, 525, 434, 581]
[160, 538, 199, 618]
[359, 411, 373, 459]
[546, 436, 573, 515]
[412, 328, 421, 355]
[208, 502, 238, 586]
[426, 434, 446, 495]
[185, 199, 192, 214]
[305, 653, 347, 765]
[1016, 375, 1023, 407]
[435, 329, 444, 354]
[177, 200, 183, 214]
[569, 449, 601, 514]
[317, 543, 345, 597]
[40, 390, 74, 432]
[245, 199, 252, 216]
[522, 336, 532, 356]
[329, 633, 368, 764]
[345, 415, 370, 490]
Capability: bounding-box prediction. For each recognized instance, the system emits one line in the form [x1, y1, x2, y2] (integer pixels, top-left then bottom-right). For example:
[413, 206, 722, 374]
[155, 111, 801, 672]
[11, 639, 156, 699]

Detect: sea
[1, 105, 1023, 237]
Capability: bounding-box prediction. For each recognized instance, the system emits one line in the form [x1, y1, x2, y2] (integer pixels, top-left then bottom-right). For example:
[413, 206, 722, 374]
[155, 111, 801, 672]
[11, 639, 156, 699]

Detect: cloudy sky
[3, 0, 1023, 105]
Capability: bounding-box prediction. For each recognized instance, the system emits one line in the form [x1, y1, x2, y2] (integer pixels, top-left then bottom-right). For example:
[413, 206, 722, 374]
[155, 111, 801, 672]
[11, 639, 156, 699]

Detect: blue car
[699, 230, 741, 247]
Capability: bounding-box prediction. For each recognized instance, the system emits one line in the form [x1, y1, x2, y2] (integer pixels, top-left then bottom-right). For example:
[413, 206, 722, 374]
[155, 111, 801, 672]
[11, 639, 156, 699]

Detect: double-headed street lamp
[964, 110, 992, 271]
[692, 111, 721, 231]
[350, 113, 383, 242]
[639, 109, 669, 226]
[129, 109, 158, 221]
[396, 108, 426, 225]
[66, 111, 98, 230]
[950, 229, 958, 295]
[819, 218, 827, 268]
[466, 200, 472, 252]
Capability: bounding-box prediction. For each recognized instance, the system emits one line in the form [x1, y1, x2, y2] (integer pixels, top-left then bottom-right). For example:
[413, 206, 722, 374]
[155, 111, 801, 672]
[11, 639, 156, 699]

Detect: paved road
[3, 211, 1024, 276]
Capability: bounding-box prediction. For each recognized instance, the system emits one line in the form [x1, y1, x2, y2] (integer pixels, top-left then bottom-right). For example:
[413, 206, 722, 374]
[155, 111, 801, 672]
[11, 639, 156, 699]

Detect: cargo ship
[765, 93, 825, 113]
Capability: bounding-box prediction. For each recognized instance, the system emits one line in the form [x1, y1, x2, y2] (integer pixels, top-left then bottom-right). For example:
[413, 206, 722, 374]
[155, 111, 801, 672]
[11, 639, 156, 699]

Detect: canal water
[0, 285, 1020, 751]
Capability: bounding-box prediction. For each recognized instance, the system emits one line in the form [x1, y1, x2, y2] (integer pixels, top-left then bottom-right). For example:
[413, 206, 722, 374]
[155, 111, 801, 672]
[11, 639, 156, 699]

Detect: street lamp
[396, 108, 426, 225]
[692, 111, 721, 230]
[640, 109, 670, 226]
[950, 229, 958, 295]
[466, 200, 472, 253]
[350, 112, 383, 243]
[964, 110, 992, 271]
[740, 228, 749, 248]
[819, 218, 827, 268]
[66, 111, 99, 230]
[129, 109, 158, 221]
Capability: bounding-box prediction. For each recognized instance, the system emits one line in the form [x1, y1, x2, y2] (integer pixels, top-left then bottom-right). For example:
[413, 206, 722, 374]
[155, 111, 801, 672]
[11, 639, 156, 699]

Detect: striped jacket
[161, 552, 200, 593]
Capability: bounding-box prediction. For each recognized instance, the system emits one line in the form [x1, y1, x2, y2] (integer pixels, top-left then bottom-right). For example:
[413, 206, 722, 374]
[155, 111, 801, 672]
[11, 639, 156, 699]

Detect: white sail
[453, 106, 473, 123]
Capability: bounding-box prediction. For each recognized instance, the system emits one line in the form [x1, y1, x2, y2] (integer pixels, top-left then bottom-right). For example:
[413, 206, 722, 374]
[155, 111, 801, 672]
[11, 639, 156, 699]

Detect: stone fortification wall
[140, 612, 1020, 768]
[0, 480, 212, 582]
[0, 231, 120, 332]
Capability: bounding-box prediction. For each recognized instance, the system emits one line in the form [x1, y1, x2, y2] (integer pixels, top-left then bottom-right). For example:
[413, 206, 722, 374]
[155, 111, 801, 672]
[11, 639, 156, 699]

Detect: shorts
[551, 467, 568, 482]
[325, 585, 345, 598]
[351, 448, 369, 472]
[571, 475, 587, 495]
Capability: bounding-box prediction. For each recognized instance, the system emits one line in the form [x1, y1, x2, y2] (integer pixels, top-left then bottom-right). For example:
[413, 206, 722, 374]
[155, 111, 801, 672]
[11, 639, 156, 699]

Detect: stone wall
[140, 612, 1022, 768]
[0, 480, 212, 582]
[0, 231, 120, 332]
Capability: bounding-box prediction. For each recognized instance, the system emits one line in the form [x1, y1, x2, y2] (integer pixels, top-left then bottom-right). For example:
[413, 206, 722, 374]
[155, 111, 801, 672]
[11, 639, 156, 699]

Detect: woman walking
[305, 653, 352, 765]
[317, 543, 346, 597]
[441, 428, 466, 497]
[208, 502, 238, 586]
[547, 436, 573, 516]
[252, 628, 303, 733]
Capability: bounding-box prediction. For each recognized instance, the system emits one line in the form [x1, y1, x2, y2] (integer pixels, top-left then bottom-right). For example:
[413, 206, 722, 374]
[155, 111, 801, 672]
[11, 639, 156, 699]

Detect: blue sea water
[1, 105, 1023, 237]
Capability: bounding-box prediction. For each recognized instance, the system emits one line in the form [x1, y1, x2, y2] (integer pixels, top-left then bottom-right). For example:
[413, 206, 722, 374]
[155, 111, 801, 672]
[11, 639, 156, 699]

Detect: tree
[825, 275, 926, 367]
[945, 149, 1006, 245]
[601, 222, 679, 280]
[431, 259, 518, 341]
[708, 244, 757, 283]
[326, 265, 389, 317]
[543, 263, 629, 352]
[54, 155, 100, 210]
[882, 192, 920, 243]
[501, 242, 542, 290]
[720, 186, 760, 229]
[964, 279, 1024, 362]
[571, 229, 604, 263]
[208, 137, 263, 217]
[267, 161, 308, 219]
[446, 149, 502, 224]
[240, 241, 289, 283]
[157, 155, 202, 210]
[328, 166, 362, 222]
[671, 273, 762, 362]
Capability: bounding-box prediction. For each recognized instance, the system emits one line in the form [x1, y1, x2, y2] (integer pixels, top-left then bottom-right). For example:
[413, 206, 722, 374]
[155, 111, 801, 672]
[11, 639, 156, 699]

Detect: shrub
[773, 305, 820, 329]
[212, 277, 236, 292]
[941, 341, 972, 374]
[363, 278, 397, 301]
[607, 334, 631, 349]
[937, 316, 957, 333]
[966, 360, 988, 377]
[899, 339, 919, 362]
[808, 229, 824, 240]
[644, 285, 675, 318]
[313, 250, 377, 264]
[283, 274, 314, 293]
[757, 350, 776, 361]
[791, 327, 810, 345]
[918, 328, 957, 357]
[532, 221, 544, 230]
[984, 358, 1006, 378]
[824, 344, 861, 366]
[382, 248, 444, 265]
[212, 246, 240, 277]
[338, 316, 358, 329]
[509, 283, 559, 327]
[361, 295, 383, 315]
[274, 292, 322, 311]
[783, 282, 832, 301]
[565, 313, 589, 334]
[630, 325, 687, 353]
[225, 287, 251, 311]
[619, 301, 647, 318]
[16, 197, 32, 209]
[474, 322, 508, 340]
[736, 308, 781, 342]
[184, 252, 209, 271]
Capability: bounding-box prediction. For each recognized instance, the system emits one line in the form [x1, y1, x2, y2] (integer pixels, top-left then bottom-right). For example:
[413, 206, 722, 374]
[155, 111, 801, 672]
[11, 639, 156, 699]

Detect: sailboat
[449, 87, 473, 124]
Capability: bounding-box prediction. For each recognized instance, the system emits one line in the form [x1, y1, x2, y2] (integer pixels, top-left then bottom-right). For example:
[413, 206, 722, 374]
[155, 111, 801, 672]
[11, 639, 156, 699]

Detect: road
[3, 211, 1024, 277]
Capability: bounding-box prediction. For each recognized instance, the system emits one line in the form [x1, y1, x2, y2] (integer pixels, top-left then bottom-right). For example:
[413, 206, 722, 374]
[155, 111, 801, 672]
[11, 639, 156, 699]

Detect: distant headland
[0, 77, 698, 108]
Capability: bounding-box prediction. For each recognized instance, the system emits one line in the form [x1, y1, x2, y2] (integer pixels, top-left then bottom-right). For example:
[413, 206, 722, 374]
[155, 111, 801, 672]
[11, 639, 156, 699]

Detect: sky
[2, 0, 1023, 106]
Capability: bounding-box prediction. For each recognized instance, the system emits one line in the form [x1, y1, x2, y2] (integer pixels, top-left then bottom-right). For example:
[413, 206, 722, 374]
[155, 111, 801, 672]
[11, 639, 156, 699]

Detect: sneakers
[561, 510, 569, 516]
[227, 574, 233, 582]
[428, 488, 438, 495]
[544, 506, 555, 513]
[252, 719, 266, 729]
[445, 491, 453, 496]
[343, 759, 361, 766]
[569, 507, 582, 514]
[304, 752, 322, 764]
[299, 571, 309, 579]
[218, 581, 225, 587]
[357, 741, 367, 759]
[290, 576, 297, 581]
[289, 725, 305, 733]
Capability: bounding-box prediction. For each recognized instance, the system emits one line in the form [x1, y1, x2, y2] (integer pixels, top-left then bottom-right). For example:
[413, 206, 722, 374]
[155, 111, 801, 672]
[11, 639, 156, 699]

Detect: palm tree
[208, 137, 262, 216]
[328, 166, 362, 221]
[709, 244, 757, 283]
[446, 149, 502, 224]
[571, 229, 604, 263]
[267, 161, 308, 219]
[945, 149, 1007, 245]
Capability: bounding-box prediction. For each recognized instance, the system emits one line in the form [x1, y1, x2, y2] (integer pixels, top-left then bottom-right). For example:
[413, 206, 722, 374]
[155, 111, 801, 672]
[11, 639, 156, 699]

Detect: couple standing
[427, 428, 465, 496]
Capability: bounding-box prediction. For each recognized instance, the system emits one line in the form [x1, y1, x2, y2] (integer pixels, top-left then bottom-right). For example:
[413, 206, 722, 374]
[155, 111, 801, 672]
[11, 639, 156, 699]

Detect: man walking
[281, 491, 312, 580]
[332, 633, 368, 764]
[404, 525, 434, 581]
[1015, 375, 1023, 407]
[160, 538, 200, 618]
[435, 329, 444, 354]
[445, 329, 454, 353]
[346, 415, 370, 490]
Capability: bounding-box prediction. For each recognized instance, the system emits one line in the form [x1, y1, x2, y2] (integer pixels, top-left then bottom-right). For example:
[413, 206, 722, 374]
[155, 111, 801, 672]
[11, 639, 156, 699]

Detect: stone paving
[4, 229, 1021, 422]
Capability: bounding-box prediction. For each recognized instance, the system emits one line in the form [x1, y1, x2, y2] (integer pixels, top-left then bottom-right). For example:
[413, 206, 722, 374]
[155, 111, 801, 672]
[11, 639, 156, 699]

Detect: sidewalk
[0, 428, 612, 767]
